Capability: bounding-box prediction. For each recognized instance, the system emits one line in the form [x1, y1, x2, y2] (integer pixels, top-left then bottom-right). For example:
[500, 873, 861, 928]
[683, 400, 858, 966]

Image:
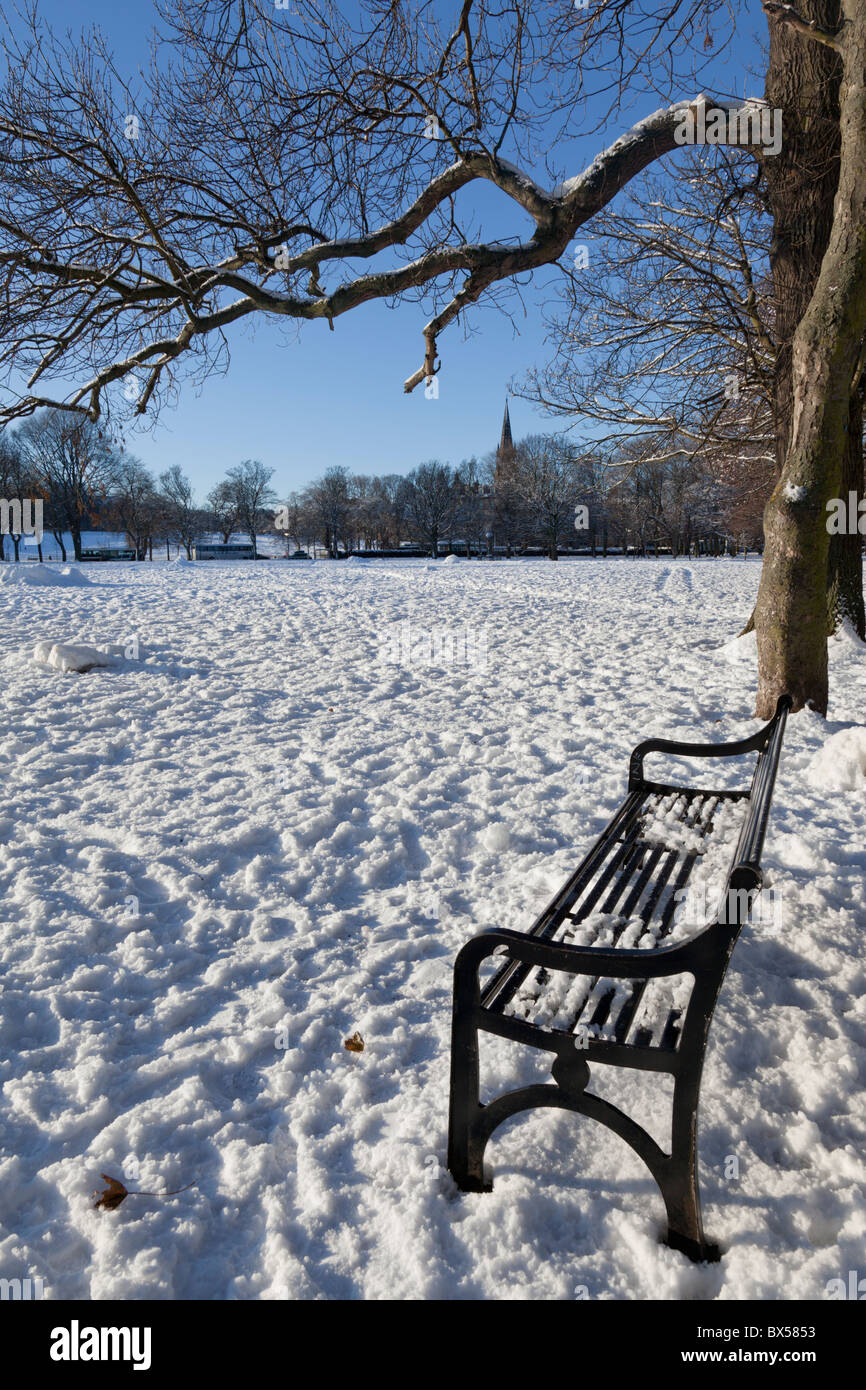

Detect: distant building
[20, 530, 130, 561]
[79, 547, 136, 561]
[494, 398, 515, 485]
[192, 541, 256, 560]
[498, 397, 513, 454]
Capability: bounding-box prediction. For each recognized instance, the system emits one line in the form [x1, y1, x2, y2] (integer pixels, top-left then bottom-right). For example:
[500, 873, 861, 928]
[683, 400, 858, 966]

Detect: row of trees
[0, 410, 276, 561]
[0, 405, 758, 562]
[290, 438, 755, 559]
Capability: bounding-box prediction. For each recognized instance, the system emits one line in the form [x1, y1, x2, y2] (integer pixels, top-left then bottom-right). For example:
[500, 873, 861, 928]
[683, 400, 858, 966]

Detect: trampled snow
[1, 556, 865, 1301]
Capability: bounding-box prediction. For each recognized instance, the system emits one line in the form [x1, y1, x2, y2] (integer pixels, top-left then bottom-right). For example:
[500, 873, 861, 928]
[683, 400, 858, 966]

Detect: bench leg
[659, 1079, 721, 1263]
[447, 1025, 721, 1259]
[447, 975, 492, 1192]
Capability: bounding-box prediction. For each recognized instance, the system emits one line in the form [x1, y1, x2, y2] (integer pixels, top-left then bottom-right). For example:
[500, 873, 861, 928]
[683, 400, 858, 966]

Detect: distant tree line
[0, 409, 276, 561]
[0, 407, 757, 563]
[283, 435, 760, 560]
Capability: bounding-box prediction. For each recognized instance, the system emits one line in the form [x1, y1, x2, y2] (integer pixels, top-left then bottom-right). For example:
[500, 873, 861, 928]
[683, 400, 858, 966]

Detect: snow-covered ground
[1, 556, 864, 1301]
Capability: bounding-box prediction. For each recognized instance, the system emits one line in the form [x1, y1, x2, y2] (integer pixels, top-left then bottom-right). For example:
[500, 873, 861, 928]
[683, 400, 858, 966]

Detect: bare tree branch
[0, 1, 755, 426]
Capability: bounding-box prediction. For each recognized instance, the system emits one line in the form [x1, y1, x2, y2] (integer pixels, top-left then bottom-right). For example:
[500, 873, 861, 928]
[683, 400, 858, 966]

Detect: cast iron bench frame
[447, 696, 792, 1262]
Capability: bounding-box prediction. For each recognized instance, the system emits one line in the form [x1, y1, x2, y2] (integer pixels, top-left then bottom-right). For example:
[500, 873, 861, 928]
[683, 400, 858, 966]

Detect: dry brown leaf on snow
[93, 1173, 196, 1212]
[93, 1174, 129, 1211]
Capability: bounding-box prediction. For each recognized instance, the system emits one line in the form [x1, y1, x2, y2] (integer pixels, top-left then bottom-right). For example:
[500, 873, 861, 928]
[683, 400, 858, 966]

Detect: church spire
[498, 398, 513, 455]
[494, 398, 514, 487]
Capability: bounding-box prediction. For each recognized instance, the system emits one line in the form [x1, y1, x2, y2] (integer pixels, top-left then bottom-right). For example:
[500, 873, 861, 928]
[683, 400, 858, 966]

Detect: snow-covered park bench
[447, 695, 792, 1262]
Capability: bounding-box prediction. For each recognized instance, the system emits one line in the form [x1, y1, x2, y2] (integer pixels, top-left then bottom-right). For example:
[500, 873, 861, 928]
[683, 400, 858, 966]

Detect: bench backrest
[715, 696, 791, 927]
[628, 696, 792, 935]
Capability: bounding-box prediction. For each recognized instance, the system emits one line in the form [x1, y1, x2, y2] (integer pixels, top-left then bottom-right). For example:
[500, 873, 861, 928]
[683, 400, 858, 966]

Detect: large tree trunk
[740, 1, 858, 643]
[763, 2, 842, 474]
[755, 0, 864, 638]
[755, 0, 866, 716]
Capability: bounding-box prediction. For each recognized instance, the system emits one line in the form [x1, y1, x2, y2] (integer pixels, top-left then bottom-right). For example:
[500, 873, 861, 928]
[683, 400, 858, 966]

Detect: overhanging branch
[0, 97, 771, 419]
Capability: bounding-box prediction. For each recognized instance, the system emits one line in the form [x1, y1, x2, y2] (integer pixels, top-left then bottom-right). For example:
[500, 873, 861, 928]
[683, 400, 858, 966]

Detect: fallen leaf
[93, 1173, 196, 1212]
[344, 1032, 364, 1053]
[94, 1174, 129, 1211]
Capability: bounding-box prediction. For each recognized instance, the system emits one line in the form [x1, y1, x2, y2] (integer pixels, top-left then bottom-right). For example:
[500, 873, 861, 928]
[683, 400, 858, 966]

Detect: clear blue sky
[11, 1, 767, 500]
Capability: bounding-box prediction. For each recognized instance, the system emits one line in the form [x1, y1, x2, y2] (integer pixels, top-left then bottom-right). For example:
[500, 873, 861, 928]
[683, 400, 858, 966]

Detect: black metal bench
[447, 696, 792, 1262]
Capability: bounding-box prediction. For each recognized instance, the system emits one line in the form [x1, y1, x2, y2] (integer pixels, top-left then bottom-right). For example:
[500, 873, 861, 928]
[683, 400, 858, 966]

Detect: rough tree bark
[739, 1, 862, 640]
[755, 0, 866, 715]
[767, 0, 864, 638]
[764, 2, 842, 474]
[740, 1, 864, 641]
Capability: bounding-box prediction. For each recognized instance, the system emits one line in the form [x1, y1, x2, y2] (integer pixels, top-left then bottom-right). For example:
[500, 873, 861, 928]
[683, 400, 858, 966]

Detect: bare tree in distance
[306, 465, 353, 558]
[517, 145, 791, 584]
[514, 434, 585, 560]
[407, 461, 456, 558]
[0, 431, 30, 560]
[207, 479, 240, 545]
[227, 459, 277, 558]
[15, 410, 118, 561]
[517, 148, 780, 552]
[108, 457, 159, 560]
[375, 475, 414, 549]
[274, 491, 304, 556]
[159, 464, 198, 558]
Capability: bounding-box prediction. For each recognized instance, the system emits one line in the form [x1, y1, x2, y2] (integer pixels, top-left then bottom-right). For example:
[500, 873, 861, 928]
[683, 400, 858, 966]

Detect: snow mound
[173, 554, 193, 566]
[719, 628, 756, 663]
[32, 641, 113, 673]
[0, 563, 93, 588]
[806, 726, 866, 791]
[441, 553, 461, 565]
[342, 556, 365, 565]
[830, 618, 864, 652]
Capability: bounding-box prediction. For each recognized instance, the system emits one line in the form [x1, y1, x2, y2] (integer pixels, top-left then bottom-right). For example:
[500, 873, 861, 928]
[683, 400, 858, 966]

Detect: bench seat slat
[478, 790, 654, 1013]
[497, 788, 727, 1046]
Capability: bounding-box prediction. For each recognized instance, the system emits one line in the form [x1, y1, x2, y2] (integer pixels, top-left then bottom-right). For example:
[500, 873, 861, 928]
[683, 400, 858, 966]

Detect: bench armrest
[628, 695, 793, 790]
[457, 926, 704, 988]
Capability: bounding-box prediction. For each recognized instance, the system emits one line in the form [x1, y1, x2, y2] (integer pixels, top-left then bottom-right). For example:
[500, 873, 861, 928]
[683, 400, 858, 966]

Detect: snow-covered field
[1, 556, 865, 1301]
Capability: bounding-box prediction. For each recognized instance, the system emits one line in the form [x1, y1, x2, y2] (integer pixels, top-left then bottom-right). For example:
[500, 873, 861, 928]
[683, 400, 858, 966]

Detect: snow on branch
[0, 48, 772, 420]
